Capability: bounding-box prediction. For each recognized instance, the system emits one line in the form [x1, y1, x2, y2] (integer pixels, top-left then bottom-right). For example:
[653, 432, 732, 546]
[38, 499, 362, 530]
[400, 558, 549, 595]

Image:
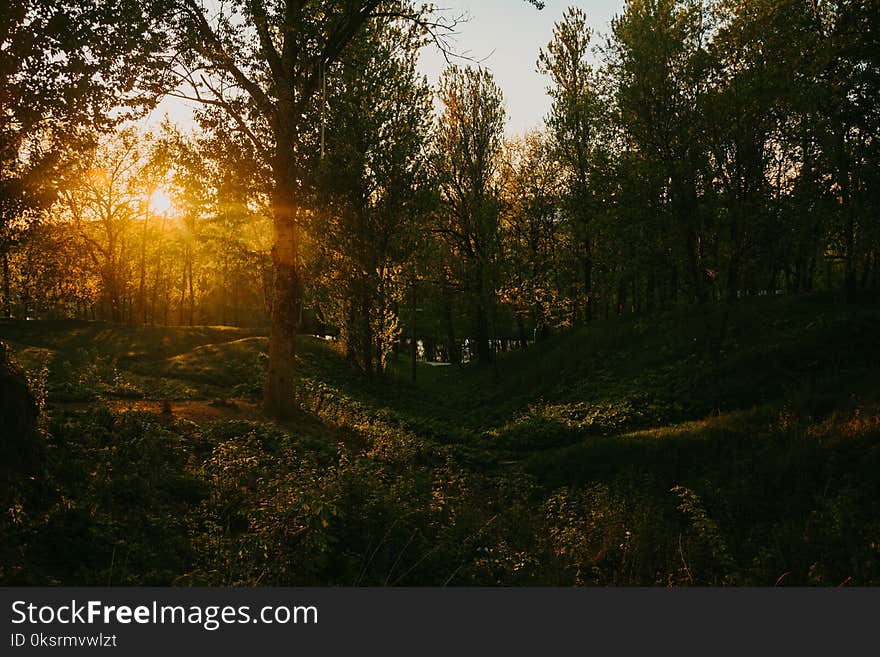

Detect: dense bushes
[1, 296, 879, 586]
[3, 396, 878, 586]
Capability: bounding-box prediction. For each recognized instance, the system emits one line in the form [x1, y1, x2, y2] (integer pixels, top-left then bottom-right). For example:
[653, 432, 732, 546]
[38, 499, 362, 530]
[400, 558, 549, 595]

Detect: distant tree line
[2, 1, 878, 383]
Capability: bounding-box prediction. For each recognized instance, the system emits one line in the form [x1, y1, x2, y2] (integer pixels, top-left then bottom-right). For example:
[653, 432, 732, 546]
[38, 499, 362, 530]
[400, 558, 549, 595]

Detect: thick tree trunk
[264, 182, 302, 419]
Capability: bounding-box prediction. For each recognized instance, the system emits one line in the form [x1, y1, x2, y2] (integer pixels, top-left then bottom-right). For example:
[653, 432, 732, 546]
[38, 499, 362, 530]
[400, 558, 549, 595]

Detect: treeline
[1, 127, 272, 326]
[2, 1, 878, 371]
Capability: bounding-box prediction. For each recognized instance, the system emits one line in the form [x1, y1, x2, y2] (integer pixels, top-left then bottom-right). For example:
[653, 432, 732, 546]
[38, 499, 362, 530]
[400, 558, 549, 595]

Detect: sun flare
[148, 188, 174, 215]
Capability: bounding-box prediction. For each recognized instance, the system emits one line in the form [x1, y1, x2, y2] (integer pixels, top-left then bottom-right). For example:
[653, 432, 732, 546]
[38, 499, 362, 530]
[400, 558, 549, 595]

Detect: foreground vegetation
[2, 293, 879, 586]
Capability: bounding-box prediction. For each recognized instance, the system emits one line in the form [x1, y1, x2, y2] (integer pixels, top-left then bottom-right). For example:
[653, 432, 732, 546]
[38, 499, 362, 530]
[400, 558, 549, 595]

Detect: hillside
[1, 294, 879, 586]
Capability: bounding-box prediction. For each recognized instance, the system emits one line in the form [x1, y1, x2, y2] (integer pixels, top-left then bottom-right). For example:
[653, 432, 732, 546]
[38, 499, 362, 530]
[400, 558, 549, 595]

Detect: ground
[1, 293, 879, 586]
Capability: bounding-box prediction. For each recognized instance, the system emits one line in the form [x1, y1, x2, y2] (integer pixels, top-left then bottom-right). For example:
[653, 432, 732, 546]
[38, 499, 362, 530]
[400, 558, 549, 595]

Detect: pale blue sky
[151, 1, 625, 135]
[418, 1, 625, 134]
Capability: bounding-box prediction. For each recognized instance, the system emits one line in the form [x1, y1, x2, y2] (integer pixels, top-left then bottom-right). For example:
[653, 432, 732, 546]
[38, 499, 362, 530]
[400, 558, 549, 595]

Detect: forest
[1, 0, 879, 586]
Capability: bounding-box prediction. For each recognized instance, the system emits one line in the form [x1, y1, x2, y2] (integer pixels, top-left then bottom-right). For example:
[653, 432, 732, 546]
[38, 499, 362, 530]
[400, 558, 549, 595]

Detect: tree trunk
[844, 212, 857, 302]
[440, 276, 460, 365]
[410, 281, 417, 384]
[139, 214, 148, 323]
[517, 317, 528, 349]
[360, 282, 373, 374]
[150, 256, 161, 325]
[583, 239, 593, 322]
[686, 226, 706, 304]
[475, 300, 491, 365]
[616, 278, 627, 317]
[263, 178, 302, 419]
[474, 264, 492, 366]
[188, 254, 195, 326]
[178, 259, 187, 325]
[2, 249, 10, 318]
[726, 252, 741, 303]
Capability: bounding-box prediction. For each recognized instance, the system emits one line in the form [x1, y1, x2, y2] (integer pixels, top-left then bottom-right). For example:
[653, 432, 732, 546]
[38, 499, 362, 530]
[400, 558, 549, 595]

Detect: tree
[703, 0, 787, 301]
[498, 131, 567, 341]
[54, 130, 151, 322]
[434, 66, 506, 366]
[311, 21, 433, 374]
[538, 7, 601, 322]
[606, 0, 713, 304]
[159, 0, 544, 417]
[1, 0, 169, 316]
[811, 0, 880, 300]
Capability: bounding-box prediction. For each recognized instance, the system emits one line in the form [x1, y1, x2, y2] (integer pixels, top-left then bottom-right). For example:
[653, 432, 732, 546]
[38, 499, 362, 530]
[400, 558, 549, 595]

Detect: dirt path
[51, 398, 262, 423]
[49, 397, 359, 445]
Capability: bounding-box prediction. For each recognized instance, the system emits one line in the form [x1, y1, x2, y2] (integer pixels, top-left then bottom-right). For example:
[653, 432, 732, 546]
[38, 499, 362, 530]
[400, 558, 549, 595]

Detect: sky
[417, 1, 625, 134]
[150, 1, 626, 136]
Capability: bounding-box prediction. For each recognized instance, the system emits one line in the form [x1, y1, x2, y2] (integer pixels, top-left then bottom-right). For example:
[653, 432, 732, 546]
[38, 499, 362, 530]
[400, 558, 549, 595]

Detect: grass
[1, 292, 879, 586]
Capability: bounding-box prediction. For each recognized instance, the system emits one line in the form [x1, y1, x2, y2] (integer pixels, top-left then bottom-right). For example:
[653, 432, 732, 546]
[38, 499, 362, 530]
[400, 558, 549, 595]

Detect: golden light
[148, 188, 174, 215]
[86, 168, 108, 186]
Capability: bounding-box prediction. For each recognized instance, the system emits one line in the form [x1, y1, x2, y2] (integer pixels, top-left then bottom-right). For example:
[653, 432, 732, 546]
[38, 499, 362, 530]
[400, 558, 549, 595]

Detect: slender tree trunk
[139, 213, 148, 323]
[844, 213, 857, 302]
[107, 267, 121, 323]
[410, 280, 417, 384]
[475, 301, 491, 365]
[583, 239, 593, 322]
[178, 259, 187, 325]
[474, 264, 491, 366]
[360, 280, 373, 374]
[188, 256, 194, 326]
[726, 252, 741, 303]
[221, 254, 229, 325]
[442, 279, 460, 366]
[686, 226, 705, 304]
[150, 262, 160, 325]
[2, 249, 10, 318]
[517, 317, 528, 349]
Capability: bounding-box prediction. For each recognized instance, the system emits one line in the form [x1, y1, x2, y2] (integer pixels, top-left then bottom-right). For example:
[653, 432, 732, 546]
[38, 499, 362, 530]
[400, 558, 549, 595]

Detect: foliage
[2, 294, 879, 586]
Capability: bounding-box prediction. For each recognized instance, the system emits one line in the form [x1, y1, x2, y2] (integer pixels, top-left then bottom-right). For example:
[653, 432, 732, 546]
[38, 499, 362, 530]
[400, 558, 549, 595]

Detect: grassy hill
[1, 293, 879, 586]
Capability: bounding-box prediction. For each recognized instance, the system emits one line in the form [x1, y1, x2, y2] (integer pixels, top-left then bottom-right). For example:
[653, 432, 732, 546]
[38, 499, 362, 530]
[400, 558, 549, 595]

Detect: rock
[0, 342, 40, 485]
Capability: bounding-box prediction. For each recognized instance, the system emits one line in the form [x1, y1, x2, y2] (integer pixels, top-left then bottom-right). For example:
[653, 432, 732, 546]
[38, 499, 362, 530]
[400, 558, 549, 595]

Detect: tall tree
[161, 0, 543, 417]
[498, 132, 567, 341]
[538, 7, 601, 322]
[1, 0, 169, 316]
[434, 66, 506, 366]
[606, 0, 713, 303]
[54, 130, 151, 322]
[312, 21, 433, 374]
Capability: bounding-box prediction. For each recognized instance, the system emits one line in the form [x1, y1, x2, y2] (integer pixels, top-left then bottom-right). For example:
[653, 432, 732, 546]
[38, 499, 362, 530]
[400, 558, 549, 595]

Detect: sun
[148, 188, 174, 215]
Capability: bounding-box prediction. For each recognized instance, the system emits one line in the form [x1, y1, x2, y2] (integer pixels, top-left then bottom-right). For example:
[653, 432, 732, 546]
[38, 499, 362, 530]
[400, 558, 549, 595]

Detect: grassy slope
[2, 293, 879, 586]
